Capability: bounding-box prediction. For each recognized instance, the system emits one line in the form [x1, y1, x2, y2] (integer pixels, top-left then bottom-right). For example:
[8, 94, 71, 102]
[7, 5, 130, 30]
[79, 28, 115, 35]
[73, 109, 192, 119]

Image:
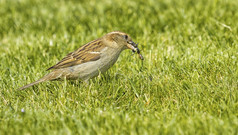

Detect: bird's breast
[68, 47, 122, 80]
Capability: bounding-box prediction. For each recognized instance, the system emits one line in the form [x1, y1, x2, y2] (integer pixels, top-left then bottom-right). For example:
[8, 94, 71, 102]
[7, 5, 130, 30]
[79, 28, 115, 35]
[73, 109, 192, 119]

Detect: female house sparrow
[18, 31, 143, 90]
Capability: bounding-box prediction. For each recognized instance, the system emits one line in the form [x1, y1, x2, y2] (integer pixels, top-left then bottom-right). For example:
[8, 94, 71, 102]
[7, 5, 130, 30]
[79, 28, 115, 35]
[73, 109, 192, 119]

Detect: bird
[18, 31, 144, 90]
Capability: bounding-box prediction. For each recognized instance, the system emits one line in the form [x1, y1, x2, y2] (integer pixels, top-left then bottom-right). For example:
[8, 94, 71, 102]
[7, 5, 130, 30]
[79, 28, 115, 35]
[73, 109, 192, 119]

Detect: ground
[0, 0, 238, 134]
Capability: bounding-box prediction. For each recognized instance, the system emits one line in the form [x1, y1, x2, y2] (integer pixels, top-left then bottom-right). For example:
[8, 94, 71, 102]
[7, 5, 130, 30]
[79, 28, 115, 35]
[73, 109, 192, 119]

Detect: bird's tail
[18, 70, 62, 90]
[18, 79, 45, 90]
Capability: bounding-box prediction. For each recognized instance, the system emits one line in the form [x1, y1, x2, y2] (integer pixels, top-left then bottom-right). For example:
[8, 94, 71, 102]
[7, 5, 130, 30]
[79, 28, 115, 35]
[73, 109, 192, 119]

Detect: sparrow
[18, 31, 144, 90]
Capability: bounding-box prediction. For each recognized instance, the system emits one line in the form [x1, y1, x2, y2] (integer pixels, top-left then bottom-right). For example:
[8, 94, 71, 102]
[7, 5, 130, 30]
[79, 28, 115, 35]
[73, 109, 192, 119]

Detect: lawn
[0, 0, 238, 134]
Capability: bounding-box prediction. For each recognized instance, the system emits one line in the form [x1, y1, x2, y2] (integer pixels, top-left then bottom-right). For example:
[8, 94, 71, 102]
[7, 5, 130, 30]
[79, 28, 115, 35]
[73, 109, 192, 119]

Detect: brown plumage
[18, 31, 143, 90]
[47, 39, 104, 70]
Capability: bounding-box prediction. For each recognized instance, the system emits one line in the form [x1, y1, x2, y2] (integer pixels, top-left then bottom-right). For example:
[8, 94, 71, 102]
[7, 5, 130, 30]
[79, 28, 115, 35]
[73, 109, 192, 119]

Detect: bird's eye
[123, 35, 128, 40]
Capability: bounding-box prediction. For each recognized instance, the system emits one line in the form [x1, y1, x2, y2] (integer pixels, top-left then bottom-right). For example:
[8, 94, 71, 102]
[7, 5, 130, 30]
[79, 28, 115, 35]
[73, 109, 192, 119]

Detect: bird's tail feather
[18, 71, 62, 90]
[18, 79, 45, 90]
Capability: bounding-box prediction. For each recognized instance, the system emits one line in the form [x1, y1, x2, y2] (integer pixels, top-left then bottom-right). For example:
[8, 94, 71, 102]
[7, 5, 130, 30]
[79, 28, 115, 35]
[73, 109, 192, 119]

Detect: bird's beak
[127, 41, 138, 52]
[127, 41, 144, 60]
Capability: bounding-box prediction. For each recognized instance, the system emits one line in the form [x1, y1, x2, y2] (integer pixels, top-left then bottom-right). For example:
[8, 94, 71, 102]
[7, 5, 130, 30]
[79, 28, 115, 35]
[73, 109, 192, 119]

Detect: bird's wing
[47, 39, 105, 70]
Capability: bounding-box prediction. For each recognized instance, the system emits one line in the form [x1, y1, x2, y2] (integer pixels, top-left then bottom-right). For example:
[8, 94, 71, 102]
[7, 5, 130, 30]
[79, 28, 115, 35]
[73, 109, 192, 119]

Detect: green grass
[0, 0, 238, 134]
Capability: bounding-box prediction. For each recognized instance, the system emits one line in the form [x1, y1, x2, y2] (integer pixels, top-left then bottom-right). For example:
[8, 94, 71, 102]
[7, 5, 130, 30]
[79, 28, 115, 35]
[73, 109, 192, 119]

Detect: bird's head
[104, 31, 143, 60]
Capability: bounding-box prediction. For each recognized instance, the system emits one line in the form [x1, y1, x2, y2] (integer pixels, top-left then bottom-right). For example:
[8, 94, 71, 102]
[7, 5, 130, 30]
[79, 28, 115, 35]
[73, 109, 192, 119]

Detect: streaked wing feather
[47, 39, 104, 70]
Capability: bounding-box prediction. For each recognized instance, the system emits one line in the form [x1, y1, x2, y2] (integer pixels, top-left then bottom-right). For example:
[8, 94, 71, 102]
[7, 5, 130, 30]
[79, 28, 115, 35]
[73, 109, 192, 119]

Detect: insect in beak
[127, 41, 144, 60]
